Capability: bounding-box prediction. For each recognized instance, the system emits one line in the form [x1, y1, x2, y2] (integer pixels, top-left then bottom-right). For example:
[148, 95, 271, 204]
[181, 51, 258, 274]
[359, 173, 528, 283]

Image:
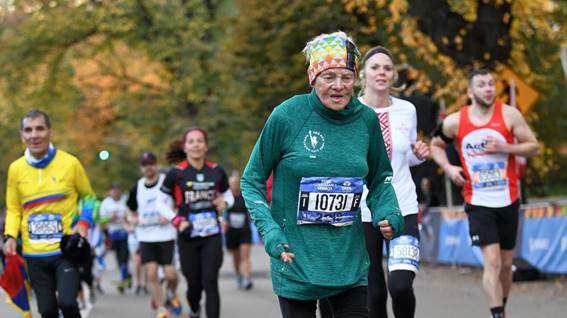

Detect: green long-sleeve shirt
[241, 89, 402, 300]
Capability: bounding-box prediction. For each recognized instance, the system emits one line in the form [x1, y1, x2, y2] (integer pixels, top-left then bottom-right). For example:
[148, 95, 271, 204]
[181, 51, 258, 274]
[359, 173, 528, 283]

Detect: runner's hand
[3, 237, 17, 256]
[412, 140, 430, 160]
[212, 197, 227, 213]
[445, 164, 466, 187]
[158, 216, 169, 225]
[127, 213, 138, 225]
[280, 244, 295, 263]
[73, 223, 89, 238]
[178, 220, 191, 232]
[484, 136, 509, 154]
[378, 220, 394, 240]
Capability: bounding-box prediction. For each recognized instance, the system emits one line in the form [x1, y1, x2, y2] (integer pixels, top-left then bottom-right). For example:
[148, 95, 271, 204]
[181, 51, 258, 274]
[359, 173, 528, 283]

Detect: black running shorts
[225, 228, 252, 250]
[139, 240, 175, 265]
[464, 200, 520, 250]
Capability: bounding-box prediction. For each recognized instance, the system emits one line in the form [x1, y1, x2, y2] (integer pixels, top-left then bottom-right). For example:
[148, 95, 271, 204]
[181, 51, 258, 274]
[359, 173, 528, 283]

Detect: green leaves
[0, 0, 565, 200]
[0, 0, 218, 196]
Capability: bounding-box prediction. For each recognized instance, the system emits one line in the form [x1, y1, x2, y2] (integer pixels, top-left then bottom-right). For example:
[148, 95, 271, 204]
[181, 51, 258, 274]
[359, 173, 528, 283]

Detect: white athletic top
[129, 174, 177, 242]
[99, 195, 129, 233]
[360, 96, 423, 221]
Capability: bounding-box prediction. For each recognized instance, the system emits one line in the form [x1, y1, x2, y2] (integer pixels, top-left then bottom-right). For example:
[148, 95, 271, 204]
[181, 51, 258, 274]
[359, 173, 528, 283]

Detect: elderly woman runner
[241, 31, 404, 318]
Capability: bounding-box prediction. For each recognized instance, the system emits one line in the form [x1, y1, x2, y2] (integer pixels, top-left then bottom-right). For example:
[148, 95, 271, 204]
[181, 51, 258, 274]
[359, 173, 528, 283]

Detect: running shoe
[236, 275, 243, 289]
[89, 286, 97, 304]
[188, 307, 200, 318]
[242, 277, 254, 290]
[135, 285, 143, 295]
[156, 306, 169, 318]
[95, 283, 105, 295]
[166, 294, 182, 316]
[78, 298, 87, 310]
[117, 280, 126, 294]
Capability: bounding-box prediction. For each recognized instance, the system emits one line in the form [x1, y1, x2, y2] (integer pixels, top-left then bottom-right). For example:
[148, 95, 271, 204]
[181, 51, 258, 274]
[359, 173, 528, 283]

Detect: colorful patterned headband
[303, 32, 361, 84]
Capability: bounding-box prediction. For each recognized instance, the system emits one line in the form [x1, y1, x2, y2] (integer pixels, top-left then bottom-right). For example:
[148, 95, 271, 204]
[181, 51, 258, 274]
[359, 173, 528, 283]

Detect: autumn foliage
[0, 0, 565, 199]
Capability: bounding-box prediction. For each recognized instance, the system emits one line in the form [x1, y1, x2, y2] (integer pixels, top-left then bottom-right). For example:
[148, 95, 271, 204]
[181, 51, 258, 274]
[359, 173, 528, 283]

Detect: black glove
[178, 223, 193, 240]
[60, 233, 91, 264]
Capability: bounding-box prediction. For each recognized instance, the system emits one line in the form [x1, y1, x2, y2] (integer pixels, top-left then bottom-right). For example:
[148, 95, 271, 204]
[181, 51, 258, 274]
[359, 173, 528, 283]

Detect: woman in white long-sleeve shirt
[155, 127, 234, 318]
[359, 46, 430, 318]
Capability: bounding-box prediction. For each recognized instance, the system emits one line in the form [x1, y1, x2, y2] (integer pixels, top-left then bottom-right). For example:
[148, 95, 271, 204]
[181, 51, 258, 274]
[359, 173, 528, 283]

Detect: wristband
[171, 215, 187, 229]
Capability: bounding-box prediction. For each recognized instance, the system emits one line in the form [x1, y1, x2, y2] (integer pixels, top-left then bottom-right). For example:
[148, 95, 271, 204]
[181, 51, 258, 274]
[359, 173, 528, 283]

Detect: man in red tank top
[431, 69, 539, 318]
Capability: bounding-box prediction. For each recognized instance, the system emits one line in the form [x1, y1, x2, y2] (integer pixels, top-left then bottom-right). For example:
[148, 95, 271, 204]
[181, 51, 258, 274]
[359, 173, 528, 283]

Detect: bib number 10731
[300, 192, 359, 213]
[296, 177, 363, 227]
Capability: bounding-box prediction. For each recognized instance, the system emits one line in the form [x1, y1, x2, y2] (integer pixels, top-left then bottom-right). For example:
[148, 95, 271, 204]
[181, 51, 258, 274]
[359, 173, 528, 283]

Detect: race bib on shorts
[28, 213, 63, 244]
[229, 212, 247, 229]
[297, 177, 363, 227]
[472, 162, 508, 190]
[189, 211, 220, 237]
[388, 235, 420, 273]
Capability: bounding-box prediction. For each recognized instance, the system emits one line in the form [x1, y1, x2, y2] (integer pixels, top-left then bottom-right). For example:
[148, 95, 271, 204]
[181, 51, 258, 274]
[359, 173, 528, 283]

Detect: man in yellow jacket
[3, 110, 96, 318]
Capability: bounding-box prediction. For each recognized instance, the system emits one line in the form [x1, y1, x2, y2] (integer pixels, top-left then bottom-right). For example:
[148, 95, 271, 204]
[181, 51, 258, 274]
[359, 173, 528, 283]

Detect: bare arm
[485, 106, 539, 157]
[408, 108, 429, 165]
[430, 113, 458, 170]
[430, 114, 466, 186]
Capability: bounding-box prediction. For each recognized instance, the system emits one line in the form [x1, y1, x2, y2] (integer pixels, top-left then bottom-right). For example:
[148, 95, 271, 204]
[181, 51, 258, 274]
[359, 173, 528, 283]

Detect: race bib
[140, 210, 161, 227]
[388, 235, 420, 272]
[472, 162, 508, 190]
[229, 212, 247, 229]
[189, 211, 220, 238]
[28, 213, 63, 244]
[297, 177, 363, 227]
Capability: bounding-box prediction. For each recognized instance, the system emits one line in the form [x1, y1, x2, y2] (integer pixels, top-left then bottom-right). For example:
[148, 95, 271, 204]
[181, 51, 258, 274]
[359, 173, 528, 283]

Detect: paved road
[2, 245, 565, 317]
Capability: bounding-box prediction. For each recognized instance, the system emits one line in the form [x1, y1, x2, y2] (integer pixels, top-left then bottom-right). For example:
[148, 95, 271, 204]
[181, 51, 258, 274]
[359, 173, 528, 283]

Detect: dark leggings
[78, 253, 94, 288]
[111, 238, 130, 280]
[364, 215, 418, 318]
[26, 255, 81, 318]
[319, 298, 334, 318]
[178, 234, 223, 318]
[278, 286, 368, 318]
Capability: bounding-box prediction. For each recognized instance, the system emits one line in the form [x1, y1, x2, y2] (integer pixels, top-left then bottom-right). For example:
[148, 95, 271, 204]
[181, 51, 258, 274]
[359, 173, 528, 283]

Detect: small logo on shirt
[303, 130, 325, 153]
[196, 173, 205, 182]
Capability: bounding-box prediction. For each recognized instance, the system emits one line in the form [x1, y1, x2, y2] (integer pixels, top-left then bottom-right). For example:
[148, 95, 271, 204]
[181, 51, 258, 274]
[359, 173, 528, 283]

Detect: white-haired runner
[241, 31, 403, 318]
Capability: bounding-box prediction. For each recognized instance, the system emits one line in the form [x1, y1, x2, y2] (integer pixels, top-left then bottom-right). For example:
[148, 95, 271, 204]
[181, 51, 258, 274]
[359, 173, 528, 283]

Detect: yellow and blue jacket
[4, 150, 95, 257]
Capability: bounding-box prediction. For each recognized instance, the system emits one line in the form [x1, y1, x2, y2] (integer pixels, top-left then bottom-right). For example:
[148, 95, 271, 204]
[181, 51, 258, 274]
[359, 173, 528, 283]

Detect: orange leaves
[388, 0, 408, 24]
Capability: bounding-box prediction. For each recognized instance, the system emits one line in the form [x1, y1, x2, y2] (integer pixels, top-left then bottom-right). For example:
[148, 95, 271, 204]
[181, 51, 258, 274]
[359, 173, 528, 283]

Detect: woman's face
[184, 130, 208, 161]
[313, 68, 355, 110]
[363, 53, 395, 94]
